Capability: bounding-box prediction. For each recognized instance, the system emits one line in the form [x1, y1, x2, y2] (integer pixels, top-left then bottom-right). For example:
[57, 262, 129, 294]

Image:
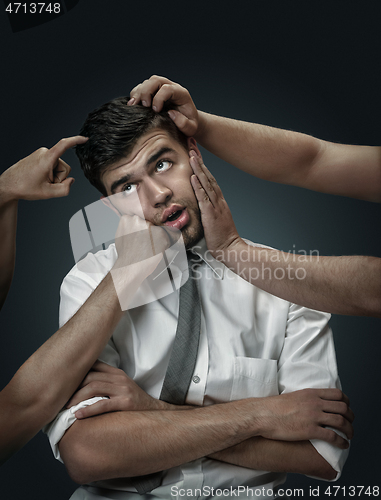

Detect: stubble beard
[153, 198, 204, 249]
[182, 205, 204, 249]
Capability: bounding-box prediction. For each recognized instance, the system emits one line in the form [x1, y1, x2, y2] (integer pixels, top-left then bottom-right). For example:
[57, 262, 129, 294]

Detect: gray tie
[132, 253, 202, 494]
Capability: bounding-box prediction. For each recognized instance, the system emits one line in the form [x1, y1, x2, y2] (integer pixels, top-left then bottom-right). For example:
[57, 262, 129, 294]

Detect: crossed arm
[58, 362, 353, 485]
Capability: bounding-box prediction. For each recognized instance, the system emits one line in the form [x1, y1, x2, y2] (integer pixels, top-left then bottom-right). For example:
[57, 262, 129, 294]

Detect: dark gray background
[0, 1, 380, 498]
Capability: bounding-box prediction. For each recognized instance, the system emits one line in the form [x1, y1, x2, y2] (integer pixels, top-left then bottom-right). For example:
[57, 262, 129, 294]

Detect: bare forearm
[0, 273, 123, 464]
[60, 400, 260, 484]
[209, 437, 336, 481]
[59, 387, 352, 484]
[0, 263, 152, 464]
[196, 112, 321, 185]
[0, 195, 18, 310]
[196, 112, 381, 202]
[222, 240, 381, 317]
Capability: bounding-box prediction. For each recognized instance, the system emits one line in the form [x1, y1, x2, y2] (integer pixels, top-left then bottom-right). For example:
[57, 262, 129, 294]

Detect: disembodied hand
[66, 361, 169, 419]
[0, 136, 87, 203]
[189, 151, 242, 259]
[113, 214, 170, 267]
[128, 75, 199, 137]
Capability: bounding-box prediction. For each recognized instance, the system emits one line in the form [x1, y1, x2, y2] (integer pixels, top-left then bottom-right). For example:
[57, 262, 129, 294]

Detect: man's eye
[122, 184, 137, 196]
[156, 160, 172, 172]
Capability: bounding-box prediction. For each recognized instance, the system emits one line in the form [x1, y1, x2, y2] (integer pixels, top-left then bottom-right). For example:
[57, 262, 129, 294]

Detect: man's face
[101, 128, 203, 248]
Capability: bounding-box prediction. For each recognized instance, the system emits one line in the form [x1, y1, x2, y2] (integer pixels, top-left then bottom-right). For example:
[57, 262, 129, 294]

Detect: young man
[126, 75, 381, 318]
[45, 99, 353, 499]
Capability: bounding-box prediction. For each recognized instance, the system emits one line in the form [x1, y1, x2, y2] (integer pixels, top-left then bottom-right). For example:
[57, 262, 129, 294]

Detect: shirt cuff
[310, 428, 350, 481]
[43, 396, 108, 463]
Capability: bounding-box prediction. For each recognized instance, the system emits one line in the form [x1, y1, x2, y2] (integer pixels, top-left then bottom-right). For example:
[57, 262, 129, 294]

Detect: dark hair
[76, 97, 188, 195]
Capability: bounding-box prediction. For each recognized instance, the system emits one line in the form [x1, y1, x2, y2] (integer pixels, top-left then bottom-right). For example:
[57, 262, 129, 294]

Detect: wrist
[0, 175, 18, 205]
[194, 111, 208, 142]
[214, 237, 246, 267]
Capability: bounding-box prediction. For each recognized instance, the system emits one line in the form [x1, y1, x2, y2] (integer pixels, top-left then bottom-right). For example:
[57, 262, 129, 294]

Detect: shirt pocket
[230, 356, 279, 400]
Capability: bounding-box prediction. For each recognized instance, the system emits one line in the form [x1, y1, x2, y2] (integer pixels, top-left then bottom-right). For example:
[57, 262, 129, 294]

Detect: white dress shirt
[45, 239, 348, 500]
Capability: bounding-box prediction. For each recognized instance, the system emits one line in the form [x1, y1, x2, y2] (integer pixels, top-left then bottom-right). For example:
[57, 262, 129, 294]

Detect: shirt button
[192, 375, 200, 384]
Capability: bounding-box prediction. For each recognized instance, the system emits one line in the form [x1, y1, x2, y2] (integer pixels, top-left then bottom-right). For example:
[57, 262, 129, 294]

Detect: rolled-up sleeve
[44, 397, 107, 462]
[278, 303, 349, 480]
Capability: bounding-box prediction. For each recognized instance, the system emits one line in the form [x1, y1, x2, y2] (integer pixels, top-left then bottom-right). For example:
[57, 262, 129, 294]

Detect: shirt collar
[188, 238, 225, 280]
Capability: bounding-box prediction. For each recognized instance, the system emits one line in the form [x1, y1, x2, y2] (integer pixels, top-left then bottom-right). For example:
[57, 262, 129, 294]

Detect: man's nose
[144, 178, 172, 207]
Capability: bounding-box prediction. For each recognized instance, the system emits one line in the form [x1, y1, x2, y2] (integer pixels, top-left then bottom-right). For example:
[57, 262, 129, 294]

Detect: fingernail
[152, 105, 157, 112]
[127, 98, 135, 105]
[168, 110, 176, 121]
[189, 150, 197, 158]
[75, 410, 83, 419]
[142, 100, 148, 107]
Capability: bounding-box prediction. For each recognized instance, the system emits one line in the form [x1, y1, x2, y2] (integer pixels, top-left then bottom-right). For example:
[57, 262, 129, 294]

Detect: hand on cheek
[189, 151, 242, 259]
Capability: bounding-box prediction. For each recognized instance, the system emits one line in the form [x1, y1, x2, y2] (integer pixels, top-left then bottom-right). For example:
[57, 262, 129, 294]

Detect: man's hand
[112, 214, 171, 270]
[109, 215, 173, 310]
[128, 75, 199, 137]
[257, 388, 354, 448]
[0, 136, 88, 203]
[189, 150, 242, 259]
[66, 361, 169, 419]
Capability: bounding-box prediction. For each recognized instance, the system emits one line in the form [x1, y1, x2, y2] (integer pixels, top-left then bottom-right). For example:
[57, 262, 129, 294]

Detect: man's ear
[187, 137, 202, 158]
[101, 195, 121, 217]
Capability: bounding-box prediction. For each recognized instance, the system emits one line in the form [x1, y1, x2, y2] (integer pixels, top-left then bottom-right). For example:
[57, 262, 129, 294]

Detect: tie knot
[187, 251, 202, 265]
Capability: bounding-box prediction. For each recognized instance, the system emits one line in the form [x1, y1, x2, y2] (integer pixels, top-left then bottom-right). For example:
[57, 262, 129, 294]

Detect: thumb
[48, 177, 75, 198]
[167, 109, 196, 136]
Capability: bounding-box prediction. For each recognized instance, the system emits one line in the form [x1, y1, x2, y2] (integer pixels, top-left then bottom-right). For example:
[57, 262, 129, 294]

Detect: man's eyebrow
[110, 147, 177, 194]
[147, 147, 176, 166]
[110, 174, 132, 194]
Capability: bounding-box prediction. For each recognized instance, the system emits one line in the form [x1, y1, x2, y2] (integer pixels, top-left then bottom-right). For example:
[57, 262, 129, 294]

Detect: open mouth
[166, 210, 182, 222]
[164, 208, 190, 230]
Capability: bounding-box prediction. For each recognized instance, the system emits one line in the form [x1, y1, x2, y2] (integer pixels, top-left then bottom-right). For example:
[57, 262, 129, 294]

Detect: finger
[75, 399, 113, 419]
[76, 371, 117, 391]
[190, 151, 224, 197]
[67, 381, 118, 407]
[316, 388, 347, 403]
[149, 225, 171, 255]
[128, 83, 142, 105]
[151, 83, 176, 112]
[91, 360, 120, 373]
[320, 413, 354, 440]
[115, 214, 149, 238]
[129, 75, 172, 107]
[168, 109, 195, 137]
[45, 177, 75, 198]
[316, 428, 350, 449]
[340, 392, 350, 407]
[191, 175, 215, 217]
[49, 135, 88, 161]
[52, 159, 71, 183]
[322, 400, 355, 423]
[75, 366, 126, 392]
[189, 155, 218, 206]
[151, 82, 187, 112]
